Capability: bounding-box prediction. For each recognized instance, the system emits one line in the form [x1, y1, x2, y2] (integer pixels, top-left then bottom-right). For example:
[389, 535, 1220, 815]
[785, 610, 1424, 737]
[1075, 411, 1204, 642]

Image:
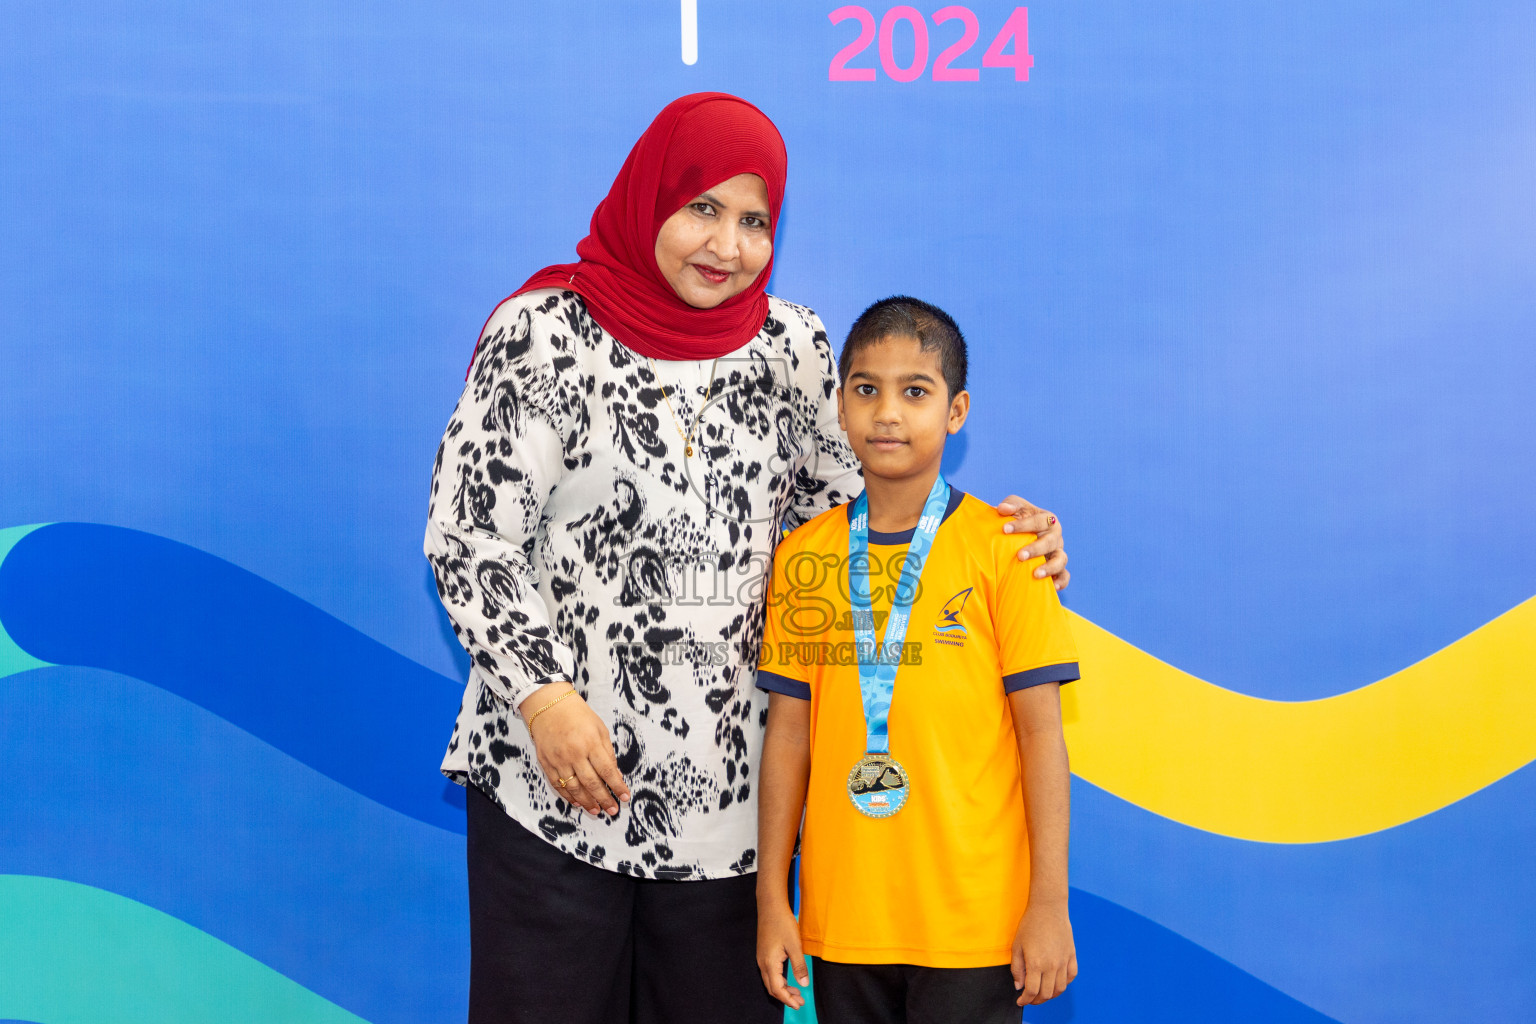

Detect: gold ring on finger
[558, 775, 576, 788]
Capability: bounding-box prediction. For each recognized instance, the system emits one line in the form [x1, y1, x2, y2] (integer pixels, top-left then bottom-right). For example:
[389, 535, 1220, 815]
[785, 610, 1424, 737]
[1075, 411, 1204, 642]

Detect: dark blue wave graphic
[1072, 766, 1536, 1023]
[1020, 890, 1338, 1023]
[0, 660, 1343, 1024]
[0, 523, 466, 833]
[0, 667, 1331, 1024]
[0, 664, 466, 1024]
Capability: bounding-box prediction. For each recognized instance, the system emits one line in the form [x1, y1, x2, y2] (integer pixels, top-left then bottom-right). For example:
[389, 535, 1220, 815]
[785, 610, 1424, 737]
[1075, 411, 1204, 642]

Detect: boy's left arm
[1008, 682, 1078, 1006]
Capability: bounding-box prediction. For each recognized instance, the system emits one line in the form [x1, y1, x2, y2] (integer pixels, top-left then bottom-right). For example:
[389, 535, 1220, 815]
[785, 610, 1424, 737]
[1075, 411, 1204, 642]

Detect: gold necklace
[651, 356, 720, 458]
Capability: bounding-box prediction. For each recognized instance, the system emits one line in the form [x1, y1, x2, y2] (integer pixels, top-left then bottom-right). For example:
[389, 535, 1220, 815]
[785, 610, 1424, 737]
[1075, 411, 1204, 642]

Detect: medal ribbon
[848, 474, 950, 755]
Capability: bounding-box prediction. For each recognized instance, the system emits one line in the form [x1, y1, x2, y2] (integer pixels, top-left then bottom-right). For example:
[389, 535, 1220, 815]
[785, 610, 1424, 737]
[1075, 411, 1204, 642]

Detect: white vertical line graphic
[681, 0, 698, 65]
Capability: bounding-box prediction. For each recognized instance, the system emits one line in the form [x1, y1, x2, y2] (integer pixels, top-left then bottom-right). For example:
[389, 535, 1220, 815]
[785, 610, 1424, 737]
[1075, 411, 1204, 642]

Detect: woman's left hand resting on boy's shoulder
[998, 496, 1069, 590]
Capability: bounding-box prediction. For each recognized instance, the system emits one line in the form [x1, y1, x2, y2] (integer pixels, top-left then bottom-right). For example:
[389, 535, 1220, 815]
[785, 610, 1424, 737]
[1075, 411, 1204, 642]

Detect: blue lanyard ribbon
[848, 474, 950, 755]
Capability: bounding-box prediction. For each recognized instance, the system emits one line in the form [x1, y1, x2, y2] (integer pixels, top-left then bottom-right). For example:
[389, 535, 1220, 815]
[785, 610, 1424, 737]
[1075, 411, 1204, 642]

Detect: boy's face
[837, 334, 969, 485]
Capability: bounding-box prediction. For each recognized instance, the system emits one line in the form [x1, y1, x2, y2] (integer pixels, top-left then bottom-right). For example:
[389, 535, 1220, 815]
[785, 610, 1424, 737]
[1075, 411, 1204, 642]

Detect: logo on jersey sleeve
[931, 587, 972, 648]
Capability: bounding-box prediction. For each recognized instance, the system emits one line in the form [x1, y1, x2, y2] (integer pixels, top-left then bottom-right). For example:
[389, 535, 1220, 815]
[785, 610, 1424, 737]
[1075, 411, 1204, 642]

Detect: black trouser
[466, 783, 782, 1024]
[813, 957, 1022, 1024]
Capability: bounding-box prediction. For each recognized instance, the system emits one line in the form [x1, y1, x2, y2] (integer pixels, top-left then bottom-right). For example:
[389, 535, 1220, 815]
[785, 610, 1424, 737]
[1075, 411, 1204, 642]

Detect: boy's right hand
[756, 900, 810, 1009]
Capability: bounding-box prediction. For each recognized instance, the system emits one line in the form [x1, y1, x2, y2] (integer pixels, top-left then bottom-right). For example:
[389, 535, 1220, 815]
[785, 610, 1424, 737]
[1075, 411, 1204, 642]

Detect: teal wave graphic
[0, 875, 368, 1024]
[0, 664, 466, 1024]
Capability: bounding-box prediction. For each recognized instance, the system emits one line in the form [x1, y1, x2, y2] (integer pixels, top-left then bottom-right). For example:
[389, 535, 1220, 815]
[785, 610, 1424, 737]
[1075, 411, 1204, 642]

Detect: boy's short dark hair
[839, 296, 968, 397]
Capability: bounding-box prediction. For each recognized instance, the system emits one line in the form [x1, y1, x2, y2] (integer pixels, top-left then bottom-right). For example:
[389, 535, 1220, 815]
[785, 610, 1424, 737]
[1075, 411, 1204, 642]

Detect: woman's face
[653, 173, 773, 309]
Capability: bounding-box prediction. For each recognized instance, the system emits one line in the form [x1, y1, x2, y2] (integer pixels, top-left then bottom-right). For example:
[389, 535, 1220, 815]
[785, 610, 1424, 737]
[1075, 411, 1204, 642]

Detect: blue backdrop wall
[2, 2, 1534, 1022]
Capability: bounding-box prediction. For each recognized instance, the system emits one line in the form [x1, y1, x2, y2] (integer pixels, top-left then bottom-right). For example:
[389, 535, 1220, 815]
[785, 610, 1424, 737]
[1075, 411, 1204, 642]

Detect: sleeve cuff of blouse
[1003, 662, 1081, 693]
[499, 670, 571, 712]
[755, 670, 812, 701]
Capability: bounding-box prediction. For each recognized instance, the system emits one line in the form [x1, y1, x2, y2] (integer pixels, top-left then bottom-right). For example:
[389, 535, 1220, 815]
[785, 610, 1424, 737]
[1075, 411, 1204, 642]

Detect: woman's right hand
[519, 682, 631, 816]
[756, 899, 810, 1009]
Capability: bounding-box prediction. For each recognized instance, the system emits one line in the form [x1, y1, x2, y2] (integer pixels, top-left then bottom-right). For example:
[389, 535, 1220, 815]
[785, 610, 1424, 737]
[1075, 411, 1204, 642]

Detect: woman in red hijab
[426, 93, 1068, 1024]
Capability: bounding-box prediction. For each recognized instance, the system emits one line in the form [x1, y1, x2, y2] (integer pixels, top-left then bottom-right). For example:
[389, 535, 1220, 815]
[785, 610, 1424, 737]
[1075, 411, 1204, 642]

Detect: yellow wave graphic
[1060, 597, 1536, 843]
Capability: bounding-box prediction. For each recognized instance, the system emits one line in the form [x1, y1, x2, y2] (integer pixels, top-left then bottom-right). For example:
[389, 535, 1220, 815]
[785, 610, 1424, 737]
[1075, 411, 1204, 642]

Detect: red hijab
[472, 93, 788, 372]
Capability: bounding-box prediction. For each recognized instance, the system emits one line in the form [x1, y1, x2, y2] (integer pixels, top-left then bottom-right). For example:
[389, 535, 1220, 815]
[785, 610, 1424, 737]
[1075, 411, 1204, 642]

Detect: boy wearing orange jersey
[754, 297, 1080, 1023]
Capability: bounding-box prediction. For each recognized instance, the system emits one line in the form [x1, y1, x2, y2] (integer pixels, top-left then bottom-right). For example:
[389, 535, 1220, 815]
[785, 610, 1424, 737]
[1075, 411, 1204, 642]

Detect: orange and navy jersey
[757, 489, 1079, 968]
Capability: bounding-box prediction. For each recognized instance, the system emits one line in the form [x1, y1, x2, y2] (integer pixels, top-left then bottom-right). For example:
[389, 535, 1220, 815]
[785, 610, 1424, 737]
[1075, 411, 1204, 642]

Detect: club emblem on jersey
[932, 587, 972, 648]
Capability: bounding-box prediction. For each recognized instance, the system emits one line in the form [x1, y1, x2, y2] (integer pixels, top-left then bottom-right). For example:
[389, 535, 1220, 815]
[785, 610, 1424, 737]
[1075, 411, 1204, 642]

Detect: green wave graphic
[0, 525, 50, 679]
[0, 875, 369, 1024]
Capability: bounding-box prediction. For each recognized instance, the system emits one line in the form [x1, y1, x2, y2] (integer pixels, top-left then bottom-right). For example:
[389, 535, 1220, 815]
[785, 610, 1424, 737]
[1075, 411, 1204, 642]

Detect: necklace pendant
[685, 444, 694, 457]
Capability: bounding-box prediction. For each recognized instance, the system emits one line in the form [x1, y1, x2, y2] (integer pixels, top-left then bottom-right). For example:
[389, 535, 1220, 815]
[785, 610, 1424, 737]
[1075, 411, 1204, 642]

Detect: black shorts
[813, 957, 1022, 1024]
[465, 782, 782, 1024]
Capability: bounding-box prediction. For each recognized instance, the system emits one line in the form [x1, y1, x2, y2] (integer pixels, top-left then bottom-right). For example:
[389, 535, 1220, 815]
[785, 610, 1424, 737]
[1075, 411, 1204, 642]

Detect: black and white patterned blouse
[426, 288, 861, 879]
